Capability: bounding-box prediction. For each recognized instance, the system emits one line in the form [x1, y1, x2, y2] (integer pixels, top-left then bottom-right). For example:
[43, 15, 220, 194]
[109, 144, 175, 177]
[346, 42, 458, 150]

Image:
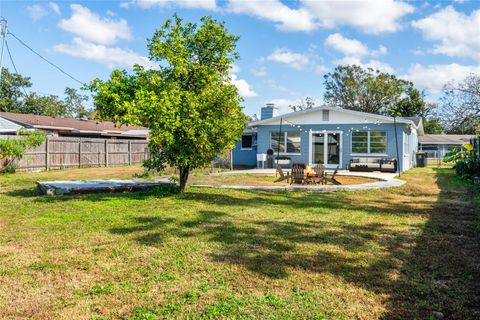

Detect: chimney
[261, 103, 275, 120]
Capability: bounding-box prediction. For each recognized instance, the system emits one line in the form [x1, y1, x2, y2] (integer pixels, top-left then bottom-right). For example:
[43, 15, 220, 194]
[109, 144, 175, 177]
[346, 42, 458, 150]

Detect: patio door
[310, 132, 342, 168]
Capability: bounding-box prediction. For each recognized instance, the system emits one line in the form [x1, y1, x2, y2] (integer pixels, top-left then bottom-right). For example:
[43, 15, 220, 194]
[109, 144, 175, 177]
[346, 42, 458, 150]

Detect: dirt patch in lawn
[189, 174, 378, 187]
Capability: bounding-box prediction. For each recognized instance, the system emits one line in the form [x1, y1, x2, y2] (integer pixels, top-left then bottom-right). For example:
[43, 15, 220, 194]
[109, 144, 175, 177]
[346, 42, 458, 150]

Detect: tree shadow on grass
[381, 168, 480, 319]
[107, 169, 480, 318]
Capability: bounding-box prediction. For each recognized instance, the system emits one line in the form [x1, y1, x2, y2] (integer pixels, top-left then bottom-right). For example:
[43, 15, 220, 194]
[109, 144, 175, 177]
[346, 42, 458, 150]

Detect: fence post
[128, 140, 132, 165]
[78, 139, 82, 168]
[105, 139, 109, 167]
[45, 136, 50, 171]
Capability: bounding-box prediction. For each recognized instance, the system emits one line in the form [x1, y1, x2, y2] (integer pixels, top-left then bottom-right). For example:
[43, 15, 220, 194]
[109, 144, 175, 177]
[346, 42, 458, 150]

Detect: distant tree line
[320, 65, 479, 134]
[0, 68, 93, 118]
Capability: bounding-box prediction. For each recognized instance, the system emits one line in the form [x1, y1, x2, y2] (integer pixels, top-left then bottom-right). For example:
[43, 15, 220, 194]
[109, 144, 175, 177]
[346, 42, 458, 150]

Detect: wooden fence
[0, 135, 149, 171]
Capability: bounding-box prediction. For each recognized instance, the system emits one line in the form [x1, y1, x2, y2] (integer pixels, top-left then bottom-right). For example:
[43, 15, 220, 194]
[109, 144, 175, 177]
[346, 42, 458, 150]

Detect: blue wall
[244, 123, 415, 171]
[232, 140, 257, 167]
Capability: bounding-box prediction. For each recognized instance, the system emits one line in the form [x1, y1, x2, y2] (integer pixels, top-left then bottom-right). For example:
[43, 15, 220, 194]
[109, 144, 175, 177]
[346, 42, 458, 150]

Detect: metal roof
[418, 134, 476, 145]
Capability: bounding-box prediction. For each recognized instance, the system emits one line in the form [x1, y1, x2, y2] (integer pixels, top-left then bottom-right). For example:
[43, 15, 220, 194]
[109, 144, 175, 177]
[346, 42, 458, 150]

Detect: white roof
[419, 134, 475, 145]
[251, 105, 418, 128]
[0, 116, 23, 133]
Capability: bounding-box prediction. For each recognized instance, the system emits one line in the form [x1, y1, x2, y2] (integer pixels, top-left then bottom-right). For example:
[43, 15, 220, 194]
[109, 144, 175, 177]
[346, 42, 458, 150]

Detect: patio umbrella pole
[394, 116, 401, 177]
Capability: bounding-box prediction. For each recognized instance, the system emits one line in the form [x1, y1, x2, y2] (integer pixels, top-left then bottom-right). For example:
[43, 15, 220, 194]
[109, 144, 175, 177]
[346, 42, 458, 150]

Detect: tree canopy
[323, 65, 427, 118]
[289, 97, 316, 112]
[0, 68, 92, 118]
[89, 15, 247, 191]
[440, 74, 480, 134]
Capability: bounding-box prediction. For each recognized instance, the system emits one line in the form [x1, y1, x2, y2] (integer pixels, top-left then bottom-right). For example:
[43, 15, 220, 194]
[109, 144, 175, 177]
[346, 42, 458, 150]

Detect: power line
[7, 31, 85, 86]
[5, 40, 27, 95]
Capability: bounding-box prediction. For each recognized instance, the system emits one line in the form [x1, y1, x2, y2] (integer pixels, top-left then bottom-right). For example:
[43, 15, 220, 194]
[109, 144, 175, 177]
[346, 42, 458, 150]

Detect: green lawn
[0, 167, 479, 319]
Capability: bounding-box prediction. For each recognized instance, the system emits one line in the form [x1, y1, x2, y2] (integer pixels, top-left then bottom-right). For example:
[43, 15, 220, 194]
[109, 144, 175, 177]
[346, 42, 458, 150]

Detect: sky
[0, 0, 479, 117]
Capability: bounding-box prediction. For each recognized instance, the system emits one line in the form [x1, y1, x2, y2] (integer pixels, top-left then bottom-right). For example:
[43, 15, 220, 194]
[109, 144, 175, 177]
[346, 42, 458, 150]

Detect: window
[351, 131, 386, 154]
[241, 135, 253, 149]
[271, 131, 301, 153]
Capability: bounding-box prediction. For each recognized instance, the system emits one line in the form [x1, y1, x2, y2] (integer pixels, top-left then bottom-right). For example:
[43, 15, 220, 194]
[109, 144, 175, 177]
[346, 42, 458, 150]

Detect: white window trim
[308, 130, 343, 169]
[351, 131, 387, 155]
[241, 135, 254, 150]
[270, 131, 301, 154]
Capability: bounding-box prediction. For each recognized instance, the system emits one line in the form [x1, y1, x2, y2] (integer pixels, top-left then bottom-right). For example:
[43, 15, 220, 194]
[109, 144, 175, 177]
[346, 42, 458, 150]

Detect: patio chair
[274, 166, 290, 183]
[324, 165, 341, 185]
[313, 164, 325, 184]
[290, 165, 306, 185]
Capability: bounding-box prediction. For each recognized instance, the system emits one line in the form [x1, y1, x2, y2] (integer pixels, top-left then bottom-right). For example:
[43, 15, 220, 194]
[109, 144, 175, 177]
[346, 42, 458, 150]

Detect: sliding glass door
[310, 132, 342, 167]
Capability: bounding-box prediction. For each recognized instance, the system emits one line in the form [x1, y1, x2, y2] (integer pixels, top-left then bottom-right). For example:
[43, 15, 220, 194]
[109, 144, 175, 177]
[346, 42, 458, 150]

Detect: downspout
[394, 116, 401, 176]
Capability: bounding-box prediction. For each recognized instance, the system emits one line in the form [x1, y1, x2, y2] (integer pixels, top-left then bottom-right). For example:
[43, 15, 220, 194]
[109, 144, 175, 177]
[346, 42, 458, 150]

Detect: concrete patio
[218, 168, 399, 181]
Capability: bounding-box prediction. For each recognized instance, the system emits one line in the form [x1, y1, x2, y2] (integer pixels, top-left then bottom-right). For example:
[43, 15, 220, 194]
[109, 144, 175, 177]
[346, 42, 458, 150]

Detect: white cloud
[402, 63, 480, 93]
[229, 64, 257, 98]
[226, 0, 413, 33]
[335, 57, 395, 74]
[132, 0, 217, 10]
[325, 33, 387, 58]
[54, 37, 156, 69]
[231, 75, 257, 98]
[49, 2, 61, 16]
[303, 0, 414, 34]
[59, 4, 132, 45]
[325, 33, 391, 73]
[227, 0, 315, 32]
[26, 4, 48, 21]
[251, 66, 267, 77]
[266, 48, 310, 70]
[412, 6, 480, 61]
[325, 33, 369, 57]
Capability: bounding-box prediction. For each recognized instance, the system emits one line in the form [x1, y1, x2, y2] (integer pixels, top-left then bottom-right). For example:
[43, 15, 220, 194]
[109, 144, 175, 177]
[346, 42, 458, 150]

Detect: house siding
[249, 122, 413, 172]
[232, 140, 257, 167]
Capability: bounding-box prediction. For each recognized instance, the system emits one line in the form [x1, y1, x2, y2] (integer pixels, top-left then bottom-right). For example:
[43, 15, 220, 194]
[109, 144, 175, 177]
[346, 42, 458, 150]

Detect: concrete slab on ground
[37, 178, 171, 195]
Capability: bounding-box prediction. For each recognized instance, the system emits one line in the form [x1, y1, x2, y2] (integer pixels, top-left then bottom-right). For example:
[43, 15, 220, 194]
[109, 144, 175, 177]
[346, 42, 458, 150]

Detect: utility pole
[0, 17, 7, 80]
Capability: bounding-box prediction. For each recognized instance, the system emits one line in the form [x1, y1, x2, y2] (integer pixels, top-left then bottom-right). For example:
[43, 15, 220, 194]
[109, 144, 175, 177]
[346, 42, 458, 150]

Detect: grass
[0, 166, 479, 319]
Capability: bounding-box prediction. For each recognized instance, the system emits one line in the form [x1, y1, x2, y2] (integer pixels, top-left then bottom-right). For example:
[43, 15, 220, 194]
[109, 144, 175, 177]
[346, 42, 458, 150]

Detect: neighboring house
[418, 134, 476, 158]
[0, 116, 23, 134]
[0, 112, 148, 139]
[232, 104, 424, 173]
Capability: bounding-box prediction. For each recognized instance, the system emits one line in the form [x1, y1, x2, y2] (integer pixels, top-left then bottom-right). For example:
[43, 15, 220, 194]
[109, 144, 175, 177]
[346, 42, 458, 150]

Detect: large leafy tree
[0, 68, 32, 112]
[23, 93, 67, 117]
[64, 87, 93, 118]
[89, 15, 247, 191]
[440, 74, 480, 134]
[324, 65, 427, 118]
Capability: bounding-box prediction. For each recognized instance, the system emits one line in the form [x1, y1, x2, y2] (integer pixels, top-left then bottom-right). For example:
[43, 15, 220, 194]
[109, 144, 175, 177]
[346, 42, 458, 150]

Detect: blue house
[232, 104, 424, 173]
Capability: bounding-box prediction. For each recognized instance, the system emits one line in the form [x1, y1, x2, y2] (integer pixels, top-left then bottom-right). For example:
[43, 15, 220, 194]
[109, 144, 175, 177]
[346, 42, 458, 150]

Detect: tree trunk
[178, 166, 190, 192]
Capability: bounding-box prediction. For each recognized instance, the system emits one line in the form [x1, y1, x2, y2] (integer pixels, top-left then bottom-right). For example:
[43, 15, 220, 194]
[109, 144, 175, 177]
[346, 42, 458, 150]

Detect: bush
[454, 156, 480, 180]
[0, 129, 46, 173]
[444, 144, 480, 181]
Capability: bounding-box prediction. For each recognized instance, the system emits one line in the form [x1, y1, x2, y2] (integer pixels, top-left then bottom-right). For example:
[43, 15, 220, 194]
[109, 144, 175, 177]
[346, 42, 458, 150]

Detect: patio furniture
[274, 166, 290, 183]
[324, 165, 341, 185]
[380, 159, 397, 173]
[312, 164, 326, 184]
[290, 165, 306, 185]
[349, 157, 382, 172]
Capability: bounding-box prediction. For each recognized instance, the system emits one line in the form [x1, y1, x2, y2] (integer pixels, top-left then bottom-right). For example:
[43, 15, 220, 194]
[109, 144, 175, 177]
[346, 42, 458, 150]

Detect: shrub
[444, 144, 480, 181]
[0, 129, 46, 173]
